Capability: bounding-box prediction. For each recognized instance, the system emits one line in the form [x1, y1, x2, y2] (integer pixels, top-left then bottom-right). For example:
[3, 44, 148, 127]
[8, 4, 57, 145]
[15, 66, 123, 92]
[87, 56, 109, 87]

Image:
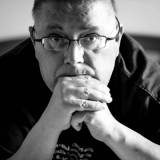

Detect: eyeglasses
[32, 17, 120, 51]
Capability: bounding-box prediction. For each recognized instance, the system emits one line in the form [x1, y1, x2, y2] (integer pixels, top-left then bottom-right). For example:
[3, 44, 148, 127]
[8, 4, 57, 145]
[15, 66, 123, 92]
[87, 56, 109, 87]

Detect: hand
[70, 77, 116, 142]
[71, 105, 117, 142]
[39, 75, 112, 133]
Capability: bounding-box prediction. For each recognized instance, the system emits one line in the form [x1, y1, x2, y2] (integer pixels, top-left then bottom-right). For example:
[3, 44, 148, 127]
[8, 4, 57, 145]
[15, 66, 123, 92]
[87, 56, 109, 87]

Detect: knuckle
[60, 88, 70, 104]
[60, 81, 71, 97]
[59, 76, 71, 87]
[84, 75, 92, 86]
[62, 93, 74, 106]
[61, 94, 68, 105]
[60, 80, 67, 88]
[81, 100, 88, 109]
[83, 87, 90, 97]
[62, 95, 68, 103]
[94, 101, 103, 110]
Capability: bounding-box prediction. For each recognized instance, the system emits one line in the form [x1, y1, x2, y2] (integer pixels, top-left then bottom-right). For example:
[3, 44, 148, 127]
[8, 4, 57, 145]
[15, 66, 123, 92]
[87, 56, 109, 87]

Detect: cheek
[92, 43, 119, 86]
[35, 48, 62, 91]
[95, 55, 114, 85]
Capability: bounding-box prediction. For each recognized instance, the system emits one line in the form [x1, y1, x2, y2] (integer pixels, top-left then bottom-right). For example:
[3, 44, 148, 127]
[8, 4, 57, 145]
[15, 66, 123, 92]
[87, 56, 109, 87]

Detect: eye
[51, 37, 61, 43]
[83, 35, 98, 42]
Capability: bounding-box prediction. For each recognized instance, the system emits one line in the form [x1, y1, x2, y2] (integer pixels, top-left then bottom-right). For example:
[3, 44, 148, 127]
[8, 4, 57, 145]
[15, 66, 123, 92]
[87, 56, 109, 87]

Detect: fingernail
[108, 97, 112, 103]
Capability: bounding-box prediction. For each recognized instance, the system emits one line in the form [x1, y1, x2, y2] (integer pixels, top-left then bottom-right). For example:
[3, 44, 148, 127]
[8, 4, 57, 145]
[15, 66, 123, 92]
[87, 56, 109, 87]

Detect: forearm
[8, 120, 61, 160]
[105, 122, 160, 160]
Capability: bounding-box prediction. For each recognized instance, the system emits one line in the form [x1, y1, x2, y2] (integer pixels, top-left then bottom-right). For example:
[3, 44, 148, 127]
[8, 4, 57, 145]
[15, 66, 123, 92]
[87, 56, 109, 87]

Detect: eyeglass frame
[30, 17, 121, 51]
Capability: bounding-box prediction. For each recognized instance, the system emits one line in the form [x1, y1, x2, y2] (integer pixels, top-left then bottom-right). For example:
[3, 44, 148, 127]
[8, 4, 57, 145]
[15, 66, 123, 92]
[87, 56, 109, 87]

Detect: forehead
[35, 0, 115, 34]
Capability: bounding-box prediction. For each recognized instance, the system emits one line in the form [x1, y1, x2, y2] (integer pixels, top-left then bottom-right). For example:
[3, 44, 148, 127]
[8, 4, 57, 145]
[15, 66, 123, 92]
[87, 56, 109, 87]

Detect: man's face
[32, 0, 122, 91]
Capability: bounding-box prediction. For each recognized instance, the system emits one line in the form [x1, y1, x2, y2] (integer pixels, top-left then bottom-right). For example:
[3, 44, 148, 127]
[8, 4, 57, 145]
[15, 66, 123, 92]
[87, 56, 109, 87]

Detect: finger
[70, 98, 108, 112]
[83, 75, 110, 94]
[68, 86, 112, 103]
[70, 75, 111, 95]
[71, 111, 89, 131]
[78, 87, 112, 103]
[58, 75, 111, 97]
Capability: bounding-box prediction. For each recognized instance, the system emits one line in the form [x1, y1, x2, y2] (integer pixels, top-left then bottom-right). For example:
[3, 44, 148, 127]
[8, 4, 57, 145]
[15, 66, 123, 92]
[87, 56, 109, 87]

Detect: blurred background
[0, 0, 160, 63]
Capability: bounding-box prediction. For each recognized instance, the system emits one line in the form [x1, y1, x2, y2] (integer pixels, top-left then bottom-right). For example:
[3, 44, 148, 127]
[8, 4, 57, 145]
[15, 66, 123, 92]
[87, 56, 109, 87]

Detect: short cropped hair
[32, 0, 117, 20]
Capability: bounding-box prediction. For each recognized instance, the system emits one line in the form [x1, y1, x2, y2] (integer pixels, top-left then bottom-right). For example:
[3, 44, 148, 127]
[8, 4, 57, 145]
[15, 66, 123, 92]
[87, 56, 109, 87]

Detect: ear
[116, 23, 124, 46]
[29, 26, 35, 45]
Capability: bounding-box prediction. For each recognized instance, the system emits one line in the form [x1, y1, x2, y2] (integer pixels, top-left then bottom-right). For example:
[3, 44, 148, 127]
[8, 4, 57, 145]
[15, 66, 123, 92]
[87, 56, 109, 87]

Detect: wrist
[10, 120, 62, 160]
[104, 120, 125, 146]
[38, 115, 63, 136]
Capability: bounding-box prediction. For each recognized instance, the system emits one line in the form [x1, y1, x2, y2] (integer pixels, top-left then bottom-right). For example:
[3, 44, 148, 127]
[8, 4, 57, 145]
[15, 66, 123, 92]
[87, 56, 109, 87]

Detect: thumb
[71, 111, 90, 131]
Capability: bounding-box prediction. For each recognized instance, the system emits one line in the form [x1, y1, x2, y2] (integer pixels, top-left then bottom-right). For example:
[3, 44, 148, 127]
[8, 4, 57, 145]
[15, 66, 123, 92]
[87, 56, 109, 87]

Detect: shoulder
[0, 38, 39, 88]
[0, 39, 51, 158]
[0, 38, 50, 109]
[0, 38, 35, 74]
[109, 34, 160, 141]
[119, 33, 160, 104]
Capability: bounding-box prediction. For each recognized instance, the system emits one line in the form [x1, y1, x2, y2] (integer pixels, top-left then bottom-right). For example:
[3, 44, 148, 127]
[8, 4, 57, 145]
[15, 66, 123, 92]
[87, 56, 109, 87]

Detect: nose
[64, 41, 84, 66]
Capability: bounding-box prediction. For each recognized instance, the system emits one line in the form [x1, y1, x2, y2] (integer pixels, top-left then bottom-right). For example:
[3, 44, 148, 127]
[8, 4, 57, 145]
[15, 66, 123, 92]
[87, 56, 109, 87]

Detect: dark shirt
[0, 34, 160, 159]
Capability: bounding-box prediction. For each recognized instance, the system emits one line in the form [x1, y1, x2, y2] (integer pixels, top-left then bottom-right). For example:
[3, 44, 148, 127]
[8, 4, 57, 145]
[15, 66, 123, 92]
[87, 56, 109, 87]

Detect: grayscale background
[0, 0, 160, 63]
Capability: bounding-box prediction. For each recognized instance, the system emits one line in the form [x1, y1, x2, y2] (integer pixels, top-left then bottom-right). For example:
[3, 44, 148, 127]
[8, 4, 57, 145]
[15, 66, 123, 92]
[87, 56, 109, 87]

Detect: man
[0, 0, 160, 159]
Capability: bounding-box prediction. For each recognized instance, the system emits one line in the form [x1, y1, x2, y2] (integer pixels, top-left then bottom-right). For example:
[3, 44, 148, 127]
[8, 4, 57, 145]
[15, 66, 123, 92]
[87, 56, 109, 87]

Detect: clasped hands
[42, 75, 117, 142]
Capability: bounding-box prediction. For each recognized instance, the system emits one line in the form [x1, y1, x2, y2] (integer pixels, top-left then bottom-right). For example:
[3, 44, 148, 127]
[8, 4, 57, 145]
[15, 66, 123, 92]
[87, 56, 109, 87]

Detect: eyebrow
[46, 24, 63, 31]
[79, 25, 99, 31]
[46, 23, 99, 32]
[78, 21, 100, 31]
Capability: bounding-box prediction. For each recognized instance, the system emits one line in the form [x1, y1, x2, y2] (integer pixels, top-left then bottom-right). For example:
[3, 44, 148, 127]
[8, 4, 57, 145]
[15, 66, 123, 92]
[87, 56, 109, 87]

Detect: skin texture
[33, 1, 120, 91]
[8, 1, 122, 159]
[31, 0, 121, 138]
[32, 0, 116, 23]
[8, 1, 160, 160]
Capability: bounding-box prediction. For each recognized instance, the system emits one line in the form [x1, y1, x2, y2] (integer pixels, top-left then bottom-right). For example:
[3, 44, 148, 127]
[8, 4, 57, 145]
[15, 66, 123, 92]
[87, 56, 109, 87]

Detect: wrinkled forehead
[37, 0, 114, 23]
[45, 0, 90, 21]
[53, 0, 90, 14]
[35, 0, 115, 34]
[41, 1, 97, 22]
